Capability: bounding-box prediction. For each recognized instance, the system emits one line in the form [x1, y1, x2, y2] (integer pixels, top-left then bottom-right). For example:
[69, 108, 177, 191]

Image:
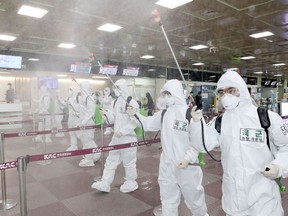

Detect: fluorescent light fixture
[17, 5, 48, 18]
[28, 58, 39, 61]
[0, 34, 16, 41]
[274, 74, 283, 77]
[0, 72, 11, 74]
[155, 0, 193, 9]
[249, 31, 274, 38]
[140, 55, 155, 59]
[253, 71, 263, 74]
[58, 43, 76, 48]
[273, 63, 286, 66]
[193, 62, 204, 66]
[97, 23, 123, 32]
[147, 69, 155, 71]
[240, 56, 255, 60]
[189, 45, 208, 50]
[57, 74, 67, 77]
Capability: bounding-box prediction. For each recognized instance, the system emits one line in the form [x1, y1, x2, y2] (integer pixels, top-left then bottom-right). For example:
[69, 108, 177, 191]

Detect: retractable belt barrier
[0, 120, 34, 125]
[0, 113, 66, 125]
[0, 113, 65, 118]
[0, 138, 161, 171]
[3, 124, 102, 138]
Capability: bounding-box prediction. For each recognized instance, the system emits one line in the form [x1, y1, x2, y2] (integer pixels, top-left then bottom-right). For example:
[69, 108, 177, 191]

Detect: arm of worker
[189, 106, 220, 152]
[80, 99, 96, 126]
[177, 146, 200, 169]
[116, 99, 140, 136]
[263, 111, 288, 179]
[127, 107, 162, 132]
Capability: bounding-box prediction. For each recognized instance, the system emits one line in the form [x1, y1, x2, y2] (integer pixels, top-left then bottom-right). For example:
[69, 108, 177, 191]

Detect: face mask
[68, 89, 73, 95]
[164, 95, 175, 107]
[221, 94, 240, 110]
[114, 89, 121, 97]
[104, 89, 109, 96]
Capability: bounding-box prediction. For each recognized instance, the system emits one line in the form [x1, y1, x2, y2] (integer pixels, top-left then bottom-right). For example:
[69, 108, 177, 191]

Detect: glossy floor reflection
[0, 126, 288, 216]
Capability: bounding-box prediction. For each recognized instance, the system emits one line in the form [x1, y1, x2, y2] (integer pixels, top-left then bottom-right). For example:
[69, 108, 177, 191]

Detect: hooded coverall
[136, 79, 208, 216]
[66, 86, 80, 150]
[94, 79, 139, 192]
[78, 81, 100, 166]
[190, 71, 288, 216]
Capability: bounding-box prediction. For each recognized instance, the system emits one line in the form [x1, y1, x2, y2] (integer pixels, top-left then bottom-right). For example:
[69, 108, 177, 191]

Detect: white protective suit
[34, 85, 52, 143]
[136, 80, 208, 216]
[53, 89, 66, 137]
[190, 71, 288, 216]
[101, 87, 114, 135]
[78, 81, 101, 167]
[66, 86, 80, 151]
[91, 79, 139, 193]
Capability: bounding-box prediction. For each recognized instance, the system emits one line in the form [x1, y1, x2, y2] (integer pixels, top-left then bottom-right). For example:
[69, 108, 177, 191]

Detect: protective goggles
[216, 87, 239, 97]
[161, 90, 171, 97]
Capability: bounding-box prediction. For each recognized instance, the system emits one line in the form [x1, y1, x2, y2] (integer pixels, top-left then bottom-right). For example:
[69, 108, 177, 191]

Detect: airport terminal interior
[0, 0, 288, 215]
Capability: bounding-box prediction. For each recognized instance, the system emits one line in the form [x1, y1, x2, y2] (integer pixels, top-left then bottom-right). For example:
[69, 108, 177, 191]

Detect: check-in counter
[0, 103, 23, 130]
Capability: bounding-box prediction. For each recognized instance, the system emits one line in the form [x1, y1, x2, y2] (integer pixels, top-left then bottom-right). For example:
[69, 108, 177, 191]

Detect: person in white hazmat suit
[101, 87, 114, 135]
[78, 81, 101, 167]
[66, 86, 81, 151]
[127, 79, 209, 216]
[91, 79, 139, 193]
[53, 89, 66, 138]
[34, 85, 52, 143]
[189, 70, 288, 216]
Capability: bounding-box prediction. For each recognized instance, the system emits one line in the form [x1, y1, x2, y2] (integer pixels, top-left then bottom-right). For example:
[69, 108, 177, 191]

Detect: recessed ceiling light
[253, 71, 263, 74]
[140, 55, 155, 59]
[155, 0, 193, 9]
[193, 62, 204, 66]
[97, 23, 123, 32]
[240, 56, 255, 60]
[249, 31, 274, 38]
[28, 58, 39, 61]
[17, 5, 48, 18]
[273, 63, 286, 66]
[189, 45, 208, 50]
[0, 34, 16, 41]
[58, 43, 76, 48]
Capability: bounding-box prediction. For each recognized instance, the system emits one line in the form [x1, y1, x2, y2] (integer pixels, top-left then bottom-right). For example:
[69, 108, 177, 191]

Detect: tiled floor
[0, 123, 288, 216]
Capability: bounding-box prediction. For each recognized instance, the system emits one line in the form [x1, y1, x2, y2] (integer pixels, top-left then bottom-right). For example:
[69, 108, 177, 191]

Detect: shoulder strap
[257, 106, 271, 129]
[161, 107, 192, 124]
[186, 107, 192, 123]
[257, 106, 271, 150]
[161, 109, 167, 124]
[113, 98, 118, 109]
[125, 96, 132, 110]
[215, 114, 223, 133]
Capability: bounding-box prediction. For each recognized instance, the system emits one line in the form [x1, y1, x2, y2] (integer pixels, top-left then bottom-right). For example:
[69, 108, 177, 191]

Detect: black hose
[200, 119, 221, 162]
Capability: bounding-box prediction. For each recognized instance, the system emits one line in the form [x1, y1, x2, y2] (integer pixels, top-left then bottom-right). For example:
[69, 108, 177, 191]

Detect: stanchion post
[0, 133, 17, 210]
[100, 123, 104, 176]
[94, 123, 104, 182]
[37, 118, 51, 165]
[17, 156, 28, 216]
